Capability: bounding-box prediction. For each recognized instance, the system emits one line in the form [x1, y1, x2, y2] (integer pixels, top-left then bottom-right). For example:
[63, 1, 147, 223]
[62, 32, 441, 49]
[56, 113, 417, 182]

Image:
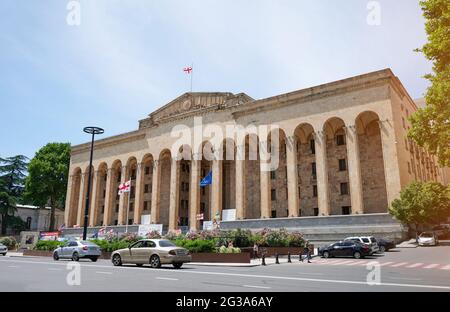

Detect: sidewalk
[396, 239, 418, 248]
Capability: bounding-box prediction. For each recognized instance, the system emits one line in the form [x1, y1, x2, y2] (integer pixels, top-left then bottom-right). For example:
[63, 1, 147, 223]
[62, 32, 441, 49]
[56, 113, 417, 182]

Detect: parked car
[375, 238, 396, 252]
[418, 232, 439, 246]
[432, 224, 450, 239]
[318, 241, 372, 259]
[111, 239, 191, 269]
[53, 240, 101, 261]
[344, 236, 379, 254]
[0, 243, 7, 256]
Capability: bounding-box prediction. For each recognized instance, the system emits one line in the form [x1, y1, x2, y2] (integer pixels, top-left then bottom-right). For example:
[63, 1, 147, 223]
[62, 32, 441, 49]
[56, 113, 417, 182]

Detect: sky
[0, 0, 431, 159]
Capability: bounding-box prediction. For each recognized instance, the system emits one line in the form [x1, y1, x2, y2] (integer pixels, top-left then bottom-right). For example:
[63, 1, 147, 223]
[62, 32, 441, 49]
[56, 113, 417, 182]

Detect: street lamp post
[82, 126, 104, 240]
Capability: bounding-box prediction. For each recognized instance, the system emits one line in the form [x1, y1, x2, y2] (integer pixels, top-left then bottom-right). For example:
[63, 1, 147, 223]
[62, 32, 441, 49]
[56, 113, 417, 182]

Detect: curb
[188, 262, 259, 267]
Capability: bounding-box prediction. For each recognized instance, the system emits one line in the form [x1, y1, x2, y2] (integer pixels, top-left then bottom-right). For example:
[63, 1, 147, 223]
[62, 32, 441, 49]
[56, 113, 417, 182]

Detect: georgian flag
[183, 66, 193, 74]
[118, 180, 131, 195]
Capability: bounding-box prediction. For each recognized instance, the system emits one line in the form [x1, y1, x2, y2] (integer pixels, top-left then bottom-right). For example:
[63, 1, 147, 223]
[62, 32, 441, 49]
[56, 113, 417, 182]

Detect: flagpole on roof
[190, 63, 193, 92]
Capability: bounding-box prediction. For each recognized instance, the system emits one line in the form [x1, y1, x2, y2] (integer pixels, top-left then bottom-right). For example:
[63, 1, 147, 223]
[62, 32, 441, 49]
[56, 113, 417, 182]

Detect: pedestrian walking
[306, 244, 312, 263]
[253, 243, 259, 259]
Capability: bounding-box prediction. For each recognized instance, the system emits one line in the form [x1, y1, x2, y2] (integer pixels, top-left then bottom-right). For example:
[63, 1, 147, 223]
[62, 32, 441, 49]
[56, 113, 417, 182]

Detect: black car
[375, 238, 396, 252]
[318, 241, 372, 259]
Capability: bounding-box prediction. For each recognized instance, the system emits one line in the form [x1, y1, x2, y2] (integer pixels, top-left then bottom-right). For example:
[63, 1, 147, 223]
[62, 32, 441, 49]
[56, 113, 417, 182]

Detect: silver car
[111, 239, 191, 269]
[0, 243, 7, 256]
[53, 240, 101, 262]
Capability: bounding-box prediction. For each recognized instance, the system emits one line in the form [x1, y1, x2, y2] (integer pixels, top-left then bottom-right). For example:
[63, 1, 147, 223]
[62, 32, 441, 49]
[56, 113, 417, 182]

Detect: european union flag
[200, 170, 212, 187]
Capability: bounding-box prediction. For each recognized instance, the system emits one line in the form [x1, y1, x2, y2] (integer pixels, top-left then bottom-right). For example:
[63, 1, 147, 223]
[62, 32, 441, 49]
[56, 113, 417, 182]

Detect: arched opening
[140, 154, 154, 223]
[178, 145, 192, 230]
[93, 162, 107, 226]
[159, 149, 172, 230]
[356, 111, 388, 213]
[121, 157, 138, 225]
[294, 123, 317, 216]
[81, 165, 94, 227]
[244, 134, 260, 219]
[109, 160, 122, 226]
[323, 117, 351, 215]
[68, 167, 82, 227]
[268, 129, 288, 218]
[221, 138, 236, 213]
[199, 141, 213, 228]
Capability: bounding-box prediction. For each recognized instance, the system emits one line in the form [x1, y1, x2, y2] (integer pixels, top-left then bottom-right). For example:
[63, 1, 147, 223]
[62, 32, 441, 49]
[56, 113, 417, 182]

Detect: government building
[63, 69, 449, 240]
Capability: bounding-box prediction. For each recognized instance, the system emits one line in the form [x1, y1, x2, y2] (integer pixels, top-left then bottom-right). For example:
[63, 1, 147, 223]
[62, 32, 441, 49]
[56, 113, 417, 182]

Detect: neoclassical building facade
[64, 69, 449, 232]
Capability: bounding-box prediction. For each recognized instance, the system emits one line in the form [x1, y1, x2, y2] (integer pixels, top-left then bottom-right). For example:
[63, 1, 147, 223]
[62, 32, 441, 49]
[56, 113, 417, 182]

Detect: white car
[0, 243, 7, 256]
[418, 232, 439, 246]
[344, 236, 380, 254]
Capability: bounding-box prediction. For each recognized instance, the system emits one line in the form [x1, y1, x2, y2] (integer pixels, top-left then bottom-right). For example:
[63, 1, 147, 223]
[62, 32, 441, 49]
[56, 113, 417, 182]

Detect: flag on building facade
[118, 180, 131, 195]
[200, 170, 212, 187]
[183, 66, 193, 74]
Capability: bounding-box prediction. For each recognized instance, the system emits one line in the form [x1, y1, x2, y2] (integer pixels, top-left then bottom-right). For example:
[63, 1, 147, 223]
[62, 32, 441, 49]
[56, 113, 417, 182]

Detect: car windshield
[420, 232, 434, 238]
[158, 240, 176, 247]
[362, 238, 370, 243]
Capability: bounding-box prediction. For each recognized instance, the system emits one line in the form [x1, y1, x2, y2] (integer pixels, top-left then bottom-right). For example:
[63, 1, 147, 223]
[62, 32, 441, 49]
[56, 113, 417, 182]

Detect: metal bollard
[262, 254, 266, 266]
[299, 252, 303, 262]
[288, 252, 292, 263]
[275, 253, 280, 264]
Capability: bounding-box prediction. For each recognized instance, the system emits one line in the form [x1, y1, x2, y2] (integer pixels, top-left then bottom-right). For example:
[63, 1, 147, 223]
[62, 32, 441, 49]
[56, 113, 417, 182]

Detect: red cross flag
[183, 66, 193, 74]
[118, 180, 131, 195]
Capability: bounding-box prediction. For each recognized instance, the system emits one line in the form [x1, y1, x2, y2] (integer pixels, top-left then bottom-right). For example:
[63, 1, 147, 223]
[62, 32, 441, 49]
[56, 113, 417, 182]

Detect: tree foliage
[24, 143, 70, 231]
[408, 0, 450, 166]
[389, 181, 450, 227]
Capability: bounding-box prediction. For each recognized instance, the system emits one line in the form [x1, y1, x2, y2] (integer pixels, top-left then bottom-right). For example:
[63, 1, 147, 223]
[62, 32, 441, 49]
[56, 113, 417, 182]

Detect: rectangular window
[131, 169, 136, 179]
[407, 162, 411, 174]
[145, 166, 150, 175]
[340, 182, 349, 195]
[310, 139, 315, 154]
[311, 162, 316, 178]
[186, 164, 190, 173]
[313, 185, 318, 197]
[338, 159, 347, 171]
[115, 204, 119, 212]
[185, 182, 189, 192]
[114, 220, 118, 225]
[144, 184, 149, 193]
[200, 202, 205, 213]
[201, 187, 206, 196]
[181, 164, 185, 172]
[128, 219, 133, 225]
[271, 189, 276, 201]
[271, 210, 277, 218]
[342, 206, 351, 215]
[405, 138, 408, 151]
[103, 190, 106, 198]
[313, 208, 319, 216]
[144, 201, 148, 210]
[130, 202, 134, 212]
[101, 205, 105, 213]
[271, 171, 276, 180]
[402, 117, 406, 129]
[336, 135, 345, 146]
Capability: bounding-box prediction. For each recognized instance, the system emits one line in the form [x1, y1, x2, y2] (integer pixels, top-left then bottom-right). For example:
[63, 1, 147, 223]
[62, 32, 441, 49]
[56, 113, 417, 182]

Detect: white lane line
[388, 277, 422, 281]
[406, 263, 424, 268]
[440, 265, 450, 270]
[96, 271, 112, 275]
[424, 264, 439, 269]
[332, 260, 355, 265]
[156, 277, 178, 281]
[8, 265, 19, 268]
[379, 262, 394, 266]
[298, 272, 325, 276]
[2, 258, 450, 290]
[243, 285, 271, 289]
[48, 268, 63, 271]
[390, 262, 409, 267]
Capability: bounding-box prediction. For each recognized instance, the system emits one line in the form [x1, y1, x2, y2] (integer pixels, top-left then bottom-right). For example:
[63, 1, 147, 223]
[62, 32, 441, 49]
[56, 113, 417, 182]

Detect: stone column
[117, 165, 127, 225]
[64, 174, 73, 227]
[260, 140, 271, 218]
[133, 162, 145, 224]
[89, 170, 100, 227]
[103, 168, 114, 226]
[286, 135, 299, 217]
[235, 144, 246, 220]
[76, 172, 86, 226]
[345, 125, 364, 214]
[189, 155, 201, 230]
[378, 119, 402, 207]
[151, 160, 161, 224]
[211, 157, 223, 221]
[168, 158, 180, 231]
[315, 131, 330, 216]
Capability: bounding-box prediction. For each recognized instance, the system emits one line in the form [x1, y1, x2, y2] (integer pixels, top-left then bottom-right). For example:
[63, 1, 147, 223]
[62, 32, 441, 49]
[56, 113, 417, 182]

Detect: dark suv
[318, 241, 372, 259]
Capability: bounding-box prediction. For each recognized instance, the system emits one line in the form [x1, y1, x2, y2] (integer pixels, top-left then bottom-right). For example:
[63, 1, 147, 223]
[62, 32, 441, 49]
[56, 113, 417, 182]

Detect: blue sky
[0, 0, 430, 159]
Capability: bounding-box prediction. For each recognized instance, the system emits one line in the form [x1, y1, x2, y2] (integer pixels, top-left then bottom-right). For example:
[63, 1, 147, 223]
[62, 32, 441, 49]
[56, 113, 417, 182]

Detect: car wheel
[379, 245, 386, 253]
[173, 263, 183, 269]
[323, 251, 330, 259]
[90, 257, 98, 262]
[53, 252, 59, 261]
[112, 254, 122, 266]
[353, 251, 361, 259]
[72, 252, 79, 261]
[136, 264, 143, 267]
[150, 255, 161, 268]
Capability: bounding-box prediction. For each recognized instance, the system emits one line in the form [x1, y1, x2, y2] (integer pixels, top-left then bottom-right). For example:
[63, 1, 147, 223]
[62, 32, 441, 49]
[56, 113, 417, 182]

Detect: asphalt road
[1, 246, 449, 292]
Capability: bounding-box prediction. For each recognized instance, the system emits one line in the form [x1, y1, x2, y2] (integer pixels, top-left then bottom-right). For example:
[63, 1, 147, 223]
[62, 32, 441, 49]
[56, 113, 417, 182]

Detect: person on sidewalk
[253, 243, 259, 259]
[306, 244, 312, 263]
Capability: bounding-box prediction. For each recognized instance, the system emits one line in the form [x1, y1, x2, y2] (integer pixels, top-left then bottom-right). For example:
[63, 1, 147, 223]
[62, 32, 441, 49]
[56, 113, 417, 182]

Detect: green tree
[389, 181, 450, 233]
[408, 0, 450, 166]
[24, 143, 70, 231]
[0, 155, 28, 234]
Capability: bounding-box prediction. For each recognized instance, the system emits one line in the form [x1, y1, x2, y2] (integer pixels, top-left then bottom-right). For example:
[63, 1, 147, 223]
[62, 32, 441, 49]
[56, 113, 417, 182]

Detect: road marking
[390, 262, 409, 267]
[332, 260, 355, 265]
[423, 264, 439, 269]
[8, 265, 19, 268]
[440, 265, 450, 270]
[156, 277, 178, 281]
[2, 258, 450, 290]
[297, 272, 325, 276]
[379, 262, 394, 266]
[406, 263, 424, 268]
[48, 268, 62, 271]
[388, 277, 422, 281]
[243, 285, 271, 289]
[96, 271, 112, 275]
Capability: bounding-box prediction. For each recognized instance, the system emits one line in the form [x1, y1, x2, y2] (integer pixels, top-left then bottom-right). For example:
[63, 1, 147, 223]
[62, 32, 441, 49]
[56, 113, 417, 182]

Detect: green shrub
[34, 240, 64, 251]
[89, 239, 129, 252]
[0, 236, 17, 249]
[173, 239, 216, 253]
